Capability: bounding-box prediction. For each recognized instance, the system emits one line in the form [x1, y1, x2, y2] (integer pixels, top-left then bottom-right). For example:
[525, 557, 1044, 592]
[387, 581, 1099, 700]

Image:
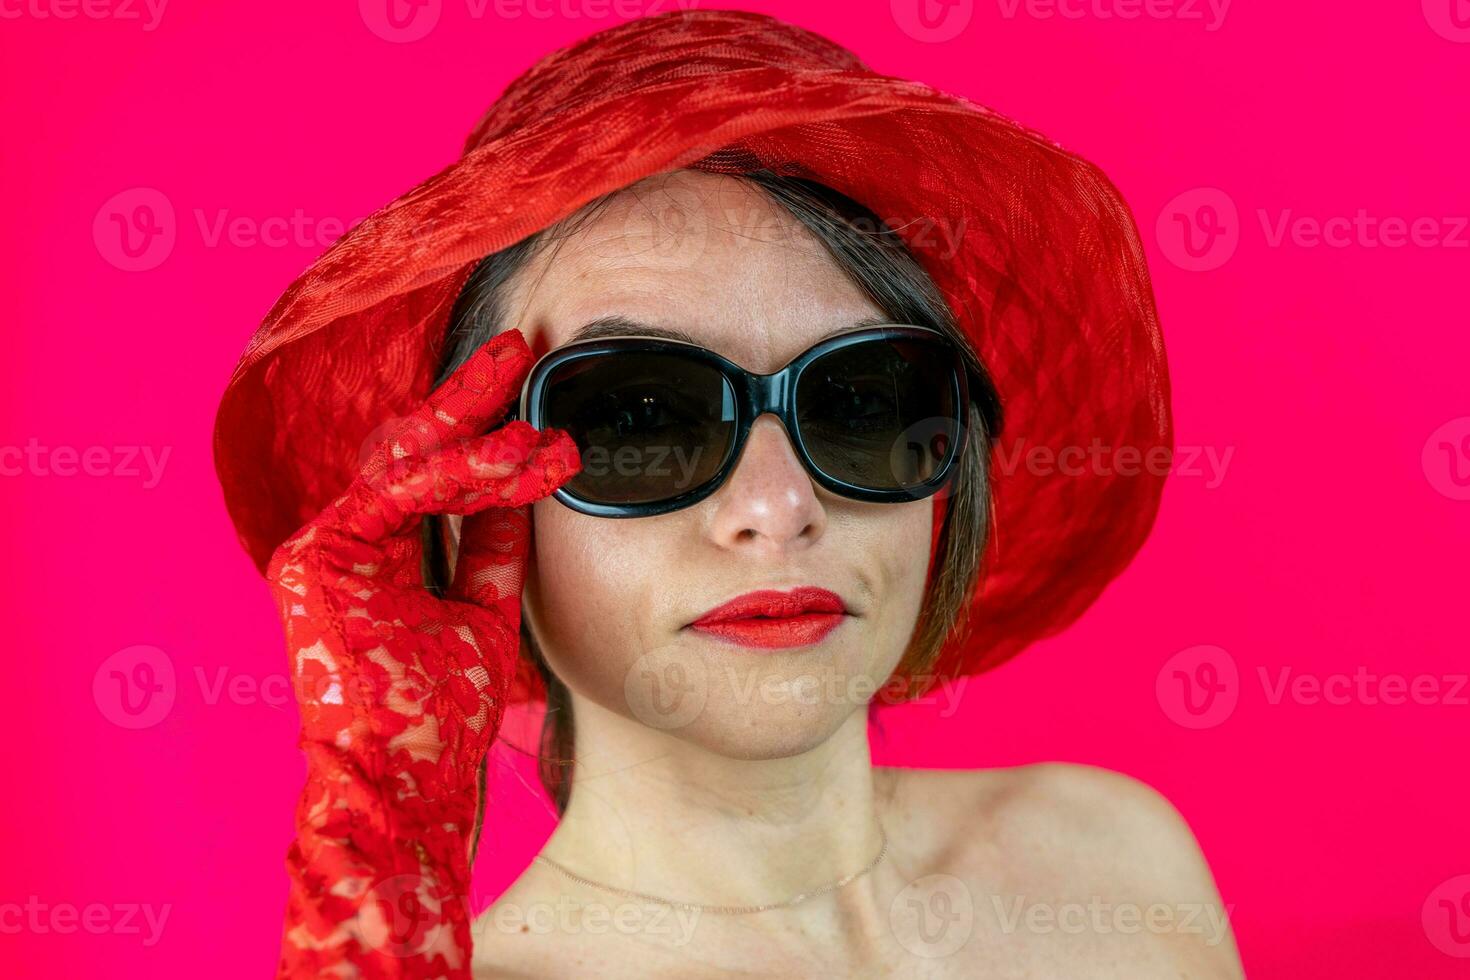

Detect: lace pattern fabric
[268, 331, 579, 976]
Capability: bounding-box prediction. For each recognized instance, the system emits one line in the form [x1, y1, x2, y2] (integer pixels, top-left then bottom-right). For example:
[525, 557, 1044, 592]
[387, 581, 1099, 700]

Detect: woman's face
[504, 170, 932, 760]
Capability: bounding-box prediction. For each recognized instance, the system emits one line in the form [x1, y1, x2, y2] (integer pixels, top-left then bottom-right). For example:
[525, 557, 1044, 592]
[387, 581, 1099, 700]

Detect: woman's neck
[542, 695, 891, 912]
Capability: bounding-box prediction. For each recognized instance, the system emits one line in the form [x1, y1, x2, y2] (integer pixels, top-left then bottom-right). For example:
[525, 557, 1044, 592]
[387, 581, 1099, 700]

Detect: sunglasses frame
[508, 323, 973, 518]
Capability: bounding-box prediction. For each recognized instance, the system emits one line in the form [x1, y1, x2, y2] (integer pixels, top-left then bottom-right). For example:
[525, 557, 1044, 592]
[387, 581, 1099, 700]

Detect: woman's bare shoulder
[885, 762, 1215, 884]
[468, 865, 568, 979]
[880, 762, 1242, 977]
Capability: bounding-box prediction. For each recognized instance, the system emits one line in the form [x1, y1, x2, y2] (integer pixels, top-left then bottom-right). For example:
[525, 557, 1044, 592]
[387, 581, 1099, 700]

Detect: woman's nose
[706, 415, 826, 552]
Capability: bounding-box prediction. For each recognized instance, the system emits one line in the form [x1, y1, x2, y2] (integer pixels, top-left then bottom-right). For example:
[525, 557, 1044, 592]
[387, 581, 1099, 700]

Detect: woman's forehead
[504, 170, 884, 370]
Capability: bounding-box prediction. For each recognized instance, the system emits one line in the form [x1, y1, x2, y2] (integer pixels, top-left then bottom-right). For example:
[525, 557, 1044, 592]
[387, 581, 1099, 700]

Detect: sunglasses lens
[541, 352, 735, 505]
[796, 338, 961, 492]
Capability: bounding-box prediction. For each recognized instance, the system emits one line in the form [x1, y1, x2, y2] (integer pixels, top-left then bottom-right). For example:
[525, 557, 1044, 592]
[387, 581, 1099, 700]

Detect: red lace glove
[265, 329, 580, 978]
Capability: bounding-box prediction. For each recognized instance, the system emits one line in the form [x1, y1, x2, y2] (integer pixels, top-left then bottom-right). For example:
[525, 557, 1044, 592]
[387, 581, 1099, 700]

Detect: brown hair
[425, 167, 1002, 817]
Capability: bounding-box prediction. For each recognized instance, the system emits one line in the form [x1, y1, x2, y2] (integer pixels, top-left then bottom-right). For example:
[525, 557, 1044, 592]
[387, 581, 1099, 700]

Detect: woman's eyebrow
[567, 315, 699, 345]
[567, 314, 891, 345]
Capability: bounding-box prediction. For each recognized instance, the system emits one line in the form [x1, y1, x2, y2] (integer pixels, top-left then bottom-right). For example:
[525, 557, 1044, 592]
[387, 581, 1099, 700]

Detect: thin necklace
[534, 824, 889, 916]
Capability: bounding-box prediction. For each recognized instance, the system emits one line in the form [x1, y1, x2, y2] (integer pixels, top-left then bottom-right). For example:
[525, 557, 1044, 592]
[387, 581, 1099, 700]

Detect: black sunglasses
[506, 324, 975, 518]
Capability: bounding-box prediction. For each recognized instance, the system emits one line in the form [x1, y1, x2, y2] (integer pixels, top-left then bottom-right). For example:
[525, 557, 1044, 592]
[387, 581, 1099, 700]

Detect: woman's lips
[688, 587, 849, 650]
[689, 613, 846, 649]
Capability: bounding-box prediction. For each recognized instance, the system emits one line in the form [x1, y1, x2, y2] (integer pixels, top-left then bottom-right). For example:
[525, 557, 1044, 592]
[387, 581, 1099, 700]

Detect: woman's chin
[661, 701, 860, 762]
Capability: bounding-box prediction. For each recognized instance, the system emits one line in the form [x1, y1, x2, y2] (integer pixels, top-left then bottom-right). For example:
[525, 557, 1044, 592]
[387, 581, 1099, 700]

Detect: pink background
[3, 1, 1467, 976]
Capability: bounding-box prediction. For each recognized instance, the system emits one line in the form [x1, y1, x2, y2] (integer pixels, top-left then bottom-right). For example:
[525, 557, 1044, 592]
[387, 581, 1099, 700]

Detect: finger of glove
[446, 506, 530, 627]
[363, 329, 535, 477]
[347, 421, 581, 544]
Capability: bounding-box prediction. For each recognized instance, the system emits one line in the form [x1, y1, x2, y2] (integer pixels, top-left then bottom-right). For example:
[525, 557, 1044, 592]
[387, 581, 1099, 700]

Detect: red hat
[213, 9, 1171, 687]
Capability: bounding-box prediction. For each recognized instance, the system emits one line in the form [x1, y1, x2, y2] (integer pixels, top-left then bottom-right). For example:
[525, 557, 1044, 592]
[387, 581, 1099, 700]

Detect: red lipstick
[688, 587, 849, 649]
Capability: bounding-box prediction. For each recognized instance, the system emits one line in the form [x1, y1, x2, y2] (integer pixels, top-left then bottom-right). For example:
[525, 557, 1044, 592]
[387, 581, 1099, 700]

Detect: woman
[214, 10, 1240, 978]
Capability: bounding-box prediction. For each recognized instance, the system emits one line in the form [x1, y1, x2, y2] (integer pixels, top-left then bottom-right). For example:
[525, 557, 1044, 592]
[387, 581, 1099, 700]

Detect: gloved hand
[266, 329, 580, 978]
